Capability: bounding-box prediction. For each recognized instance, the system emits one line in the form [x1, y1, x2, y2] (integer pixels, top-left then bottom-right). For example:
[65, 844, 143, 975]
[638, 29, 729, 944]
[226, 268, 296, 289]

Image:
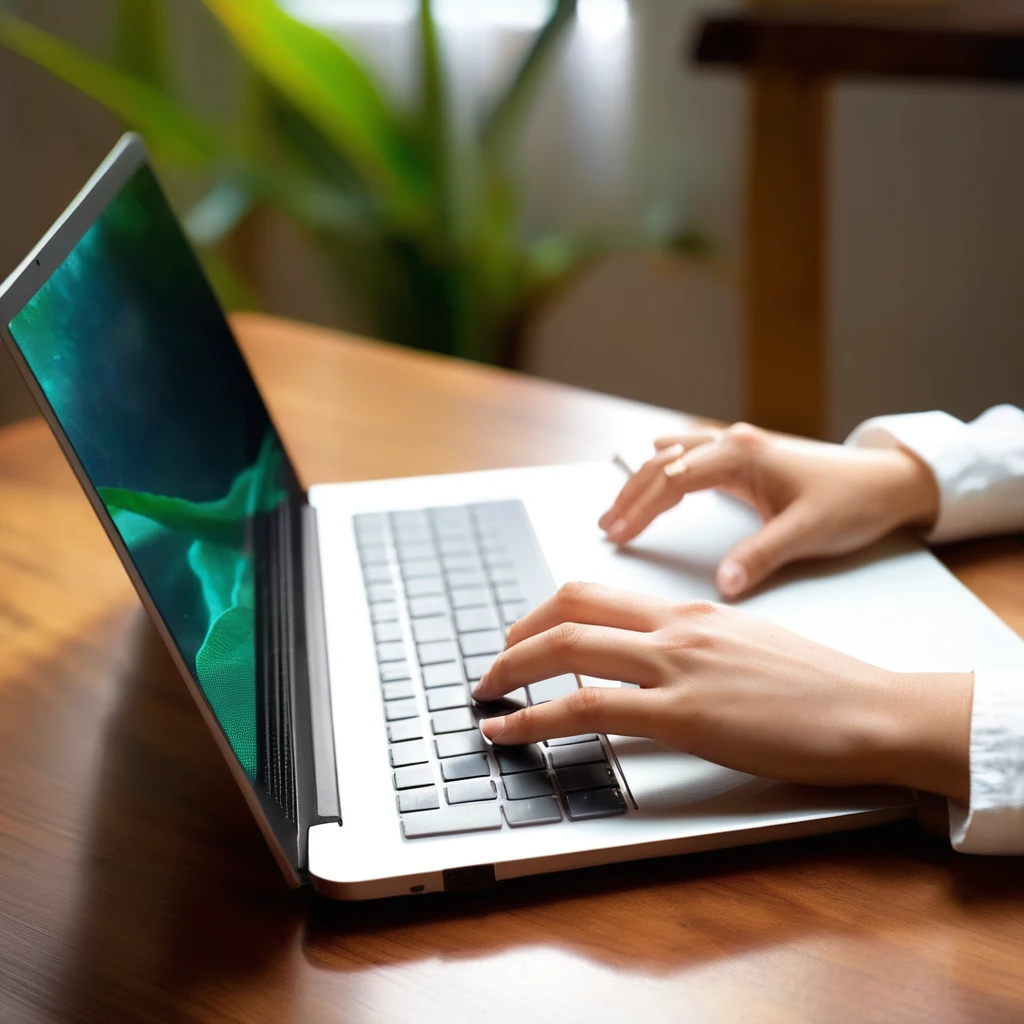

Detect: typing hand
[600, 423, 940, 598]
[472, 583, 971, 802]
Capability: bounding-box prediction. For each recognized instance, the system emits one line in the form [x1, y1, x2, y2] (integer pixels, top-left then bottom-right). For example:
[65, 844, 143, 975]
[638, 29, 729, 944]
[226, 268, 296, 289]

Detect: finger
[505, 581, 671, 649]
[717, 502, 818, 597]
[605, 461, 690, 544]
[471, 623, 659, 701]
[607, 438, 750, 545]
[653, 429, 721, 452]
[481, 685, 660, 745]
[598, 444, 683, 531]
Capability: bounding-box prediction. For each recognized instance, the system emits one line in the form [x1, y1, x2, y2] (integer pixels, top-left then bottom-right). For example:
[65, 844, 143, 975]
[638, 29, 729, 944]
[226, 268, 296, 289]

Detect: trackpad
[608, 734, 754, 812]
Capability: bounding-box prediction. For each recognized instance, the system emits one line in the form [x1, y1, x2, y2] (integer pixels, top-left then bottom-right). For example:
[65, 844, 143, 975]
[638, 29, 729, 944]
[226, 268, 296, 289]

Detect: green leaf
[0, 12, 219, 167]
[201, 0, 431, 227]
[481, 0, 576, 165]
[113, 0, 170, 89]
[416, 0, 451, 236]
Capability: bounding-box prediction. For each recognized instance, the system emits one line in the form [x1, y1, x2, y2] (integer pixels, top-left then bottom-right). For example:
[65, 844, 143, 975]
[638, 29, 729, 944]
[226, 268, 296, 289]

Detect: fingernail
[598, 510, 614, 529]
[606, 518, 628, 542]
[662, 443, 684, 459]
[718, 560, 748, 596]
[664, 456, 688, 478]
[481, 716, 506, 740]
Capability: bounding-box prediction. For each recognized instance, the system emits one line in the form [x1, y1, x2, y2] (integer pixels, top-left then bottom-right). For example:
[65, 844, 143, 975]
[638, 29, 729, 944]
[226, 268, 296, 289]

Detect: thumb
[717, 504, 815, 597]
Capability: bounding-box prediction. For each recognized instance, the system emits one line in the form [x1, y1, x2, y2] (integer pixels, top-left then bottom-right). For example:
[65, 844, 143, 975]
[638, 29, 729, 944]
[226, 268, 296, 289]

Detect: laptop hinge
[300, 503, 341, 826]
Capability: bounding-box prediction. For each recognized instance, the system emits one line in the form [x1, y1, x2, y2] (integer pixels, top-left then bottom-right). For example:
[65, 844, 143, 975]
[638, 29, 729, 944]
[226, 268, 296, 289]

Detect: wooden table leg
[745, 70, 829, 438]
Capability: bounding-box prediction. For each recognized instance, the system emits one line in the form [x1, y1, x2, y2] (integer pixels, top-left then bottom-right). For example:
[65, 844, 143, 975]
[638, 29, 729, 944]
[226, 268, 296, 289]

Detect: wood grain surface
[1, 313, 1022, 1024]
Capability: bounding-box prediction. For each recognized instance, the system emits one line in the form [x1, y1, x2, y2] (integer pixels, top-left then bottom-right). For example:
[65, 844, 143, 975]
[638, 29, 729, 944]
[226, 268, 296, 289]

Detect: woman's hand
[599, 423, 940, 598]
[472, 583, 972, 802]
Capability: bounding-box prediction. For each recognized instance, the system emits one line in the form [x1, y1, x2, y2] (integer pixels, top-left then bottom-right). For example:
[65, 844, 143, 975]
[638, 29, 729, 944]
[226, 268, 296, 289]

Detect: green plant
[0, 0, 707, 364]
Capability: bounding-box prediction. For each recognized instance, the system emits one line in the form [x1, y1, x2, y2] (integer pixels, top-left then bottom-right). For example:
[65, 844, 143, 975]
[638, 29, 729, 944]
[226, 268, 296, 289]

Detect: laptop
[4, 135, 1024, 899]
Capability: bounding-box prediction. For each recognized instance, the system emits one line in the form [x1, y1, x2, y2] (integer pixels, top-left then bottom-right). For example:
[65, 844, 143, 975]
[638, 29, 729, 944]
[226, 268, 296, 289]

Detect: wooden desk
[1, 313, 1023, 1024]
[693, 1, 1024, 439]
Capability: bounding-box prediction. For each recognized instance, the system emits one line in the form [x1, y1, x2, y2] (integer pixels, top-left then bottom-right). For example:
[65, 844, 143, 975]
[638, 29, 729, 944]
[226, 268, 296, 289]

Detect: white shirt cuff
[846, 405, 1024, 544]
[949, 671, 1024, 854]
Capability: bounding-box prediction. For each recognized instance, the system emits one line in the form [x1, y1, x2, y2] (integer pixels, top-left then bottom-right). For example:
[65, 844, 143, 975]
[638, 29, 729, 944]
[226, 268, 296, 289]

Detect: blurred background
[1, 0, 1023, 441]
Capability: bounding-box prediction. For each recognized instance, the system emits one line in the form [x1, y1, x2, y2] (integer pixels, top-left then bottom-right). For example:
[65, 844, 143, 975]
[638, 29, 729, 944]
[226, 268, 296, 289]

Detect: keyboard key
[393, 764, 434, 790]
[447, 570, 487, 589]
[500, 601, 529, 626]
[472, 695, 527, 721]
[401, 558, 442, 579]
[450, 587, 490, 609]
[388, 718, 424, 743]
[431, 707, 476, 734]
[382, 681, 415, 702]
[482, 551, 514, 569]
[438, 539, 474, 557]
[486, 565, 518, 585]
[554, 763, 617, 792]
[503, 770, 555, 800]
[405, 576, 445, 597]
[548, 740, 606, 769]
[418, 640, 458, 665]
[401, 803, 502, 838]
[373, 620, 403, 643]
[565, 788, 627, 820]
[459, 630, 504, 657]
[495, 583, 524, 603]
[380, 661, 411, 682]
[528, 675, 578, 704]
[426, 685, 470, 712]
[445, 779, 497, 804]
[442, 554, 481, 573]
[354, 512, 387, 533]
[502, 796, 563, 827]
[392, 510, 429, 528]
[440, 753, 491, 781]
[389, 740, 429, 767]
[394, 530, 431, 548]
[409, 595, 448, 618]
[422, 661, 464, 688]
[397, 787, 439, 813]
[455, 606, 500, 633]
[463, 654, 497, 681]
[371, 601, 399, 623]
[362, 563, 393, 584]
[357, 544, 388, 565]
[494, 745, 546, 775]
[367, 582, 397, 604]
[545, 733, 599, 747]
[397, 543, 434, 562]
[430, 506, 472, 524]
[435, 730, 487, 758]
[412, 616, 453, 644]
[385, 698, 419, 721]
[376, 640, 407, 663]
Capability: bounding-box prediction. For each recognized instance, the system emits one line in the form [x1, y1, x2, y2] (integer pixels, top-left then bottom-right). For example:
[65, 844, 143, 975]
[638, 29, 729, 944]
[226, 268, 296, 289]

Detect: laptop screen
[6, 163, 296, 796]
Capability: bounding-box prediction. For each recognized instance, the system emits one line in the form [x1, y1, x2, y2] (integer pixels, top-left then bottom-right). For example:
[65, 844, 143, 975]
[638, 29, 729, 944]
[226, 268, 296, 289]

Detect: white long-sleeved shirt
[847, 404, 1024, 853]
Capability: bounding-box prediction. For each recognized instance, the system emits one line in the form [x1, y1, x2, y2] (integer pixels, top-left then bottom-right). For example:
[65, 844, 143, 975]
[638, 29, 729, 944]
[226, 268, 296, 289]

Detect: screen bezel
[0, 133, 310, 884]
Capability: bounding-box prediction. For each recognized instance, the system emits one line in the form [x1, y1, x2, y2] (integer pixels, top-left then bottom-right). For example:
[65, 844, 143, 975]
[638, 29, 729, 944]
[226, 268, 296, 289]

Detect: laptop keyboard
[353, 500, 629, 840]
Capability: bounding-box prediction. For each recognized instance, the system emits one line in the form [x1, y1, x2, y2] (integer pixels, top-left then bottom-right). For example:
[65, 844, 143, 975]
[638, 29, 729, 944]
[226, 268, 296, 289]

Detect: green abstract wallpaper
[8, 167, 288, 780]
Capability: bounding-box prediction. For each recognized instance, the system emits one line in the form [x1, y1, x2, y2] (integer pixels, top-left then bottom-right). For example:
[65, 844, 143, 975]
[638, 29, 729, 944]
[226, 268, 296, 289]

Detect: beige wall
[1, 0, 1022, 440]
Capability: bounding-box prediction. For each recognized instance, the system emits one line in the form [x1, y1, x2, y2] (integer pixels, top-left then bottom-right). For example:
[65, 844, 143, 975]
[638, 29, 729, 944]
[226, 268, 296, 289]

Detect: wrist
[880, 671, 973, 804]
[883, 447, 940, 532]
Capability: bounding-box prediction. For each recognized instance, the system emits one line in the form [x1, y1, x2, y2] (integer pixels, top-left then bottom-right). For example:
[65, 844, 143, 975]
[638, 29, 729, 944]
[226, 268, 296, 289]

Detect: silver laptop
[5, 136, 1024, 899]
